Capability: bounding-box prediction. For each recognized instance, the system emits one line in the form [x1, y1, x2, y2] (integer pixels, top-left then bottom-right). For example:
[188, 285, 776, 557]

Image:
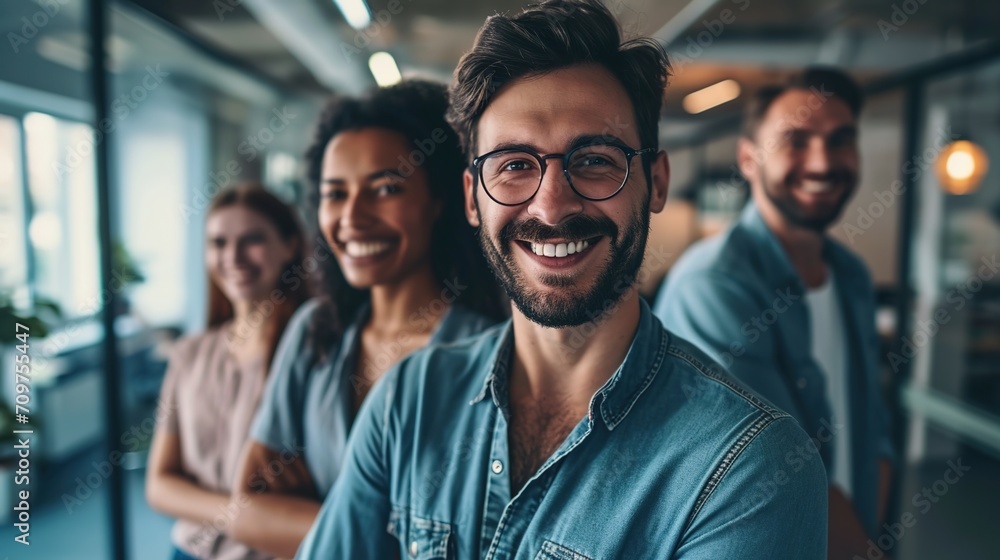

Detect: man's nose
[525, 158, 585, 226]
[802, 137, 832, 175]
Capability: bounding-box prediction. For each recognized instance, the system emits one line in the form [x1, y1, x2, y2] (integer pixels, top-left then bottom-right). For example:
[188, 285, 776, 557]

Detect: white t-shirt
[806, 275, 853, 498]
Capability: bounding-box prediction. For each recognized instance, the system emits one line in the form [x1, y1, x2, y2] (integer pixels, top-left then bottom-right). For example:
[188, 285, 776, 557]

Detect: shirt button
[491, 459, 504, 474]
[410, 540, 418, 557]
[797, 377, 808, 389]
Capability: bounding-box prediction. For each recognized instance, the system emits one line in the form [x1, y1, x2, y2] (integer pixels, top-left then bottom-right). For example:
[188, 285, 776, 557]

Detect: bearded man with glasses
[296, 2, 827, 559]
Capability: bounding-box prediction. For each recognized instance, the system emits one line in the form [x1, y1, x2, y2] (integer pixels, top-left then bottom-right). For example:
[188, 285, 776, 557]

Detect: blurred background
[0, 0, 997, 558]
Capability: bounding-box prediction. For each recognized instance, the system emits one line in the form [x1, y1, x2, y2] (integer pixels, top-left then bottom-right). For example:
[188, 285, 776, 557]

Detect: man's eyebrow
[776, 125, 857, 136]
[485, 141, 543, 153]
[827, 125, 858, 137]
[484, 134, 631, 155]
[567, 134, 628, 148]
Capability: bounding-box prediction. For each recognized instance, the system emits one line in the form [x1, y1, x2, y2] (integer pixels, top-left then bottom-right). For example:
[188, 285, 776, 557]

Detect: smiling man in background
[295, 2, 826, 558]
[654, 68, 894, 559]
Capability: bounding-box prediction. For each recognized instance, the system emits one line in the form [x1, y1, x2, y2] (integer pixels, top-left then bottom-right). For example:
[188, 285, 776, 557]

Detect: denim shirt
[250, 298, 498, 497]
[654, 202, 894, 537]
[296, 301, 827, 559]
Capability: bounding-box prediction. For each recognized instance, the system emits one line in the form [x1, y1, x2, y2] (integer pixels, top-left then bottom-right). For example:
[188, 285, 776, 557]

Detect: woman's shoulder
[286, 297, 327, 336]
[163, 326, 230, 377]
[439, 303, 504, 342]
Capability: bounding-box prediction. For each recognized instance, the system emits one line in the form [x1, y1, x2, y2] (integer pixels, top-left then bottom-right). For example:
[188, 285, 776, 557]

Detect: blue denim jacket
[296, 301, 827, 559]
[654, 202, 893, 538]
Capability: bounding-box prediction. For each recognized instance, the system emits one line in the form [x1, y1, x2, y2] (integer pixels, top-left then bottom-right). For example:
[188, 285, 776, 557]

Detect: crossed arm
[228, 440, 323, 559]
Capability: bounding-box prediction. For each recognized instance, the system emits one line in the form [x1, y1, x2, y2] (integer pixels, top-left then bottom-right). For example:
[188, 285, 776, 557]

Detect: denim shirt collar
[470, 300, 670, 431]
[739, 200, 856, 288]
[739, 202, 802, 289]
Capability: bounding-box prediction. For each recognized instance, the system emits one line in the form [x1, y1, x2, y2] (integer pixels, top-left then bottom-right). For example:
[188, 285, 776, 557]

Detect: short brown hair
[447, 0, 670, 163]
[742, 66, 864, 139]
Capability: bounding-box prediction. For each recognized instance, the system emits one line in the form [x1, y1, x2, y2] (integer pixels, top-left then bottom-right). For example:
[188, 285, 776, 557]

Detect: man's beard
[760, 169, 856, 232]
[476, 198, 649, 328]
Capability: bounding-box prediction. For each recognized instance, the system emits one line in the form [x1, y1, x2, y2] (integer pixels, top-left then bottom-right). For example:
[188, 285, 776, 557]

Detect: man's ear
[463, 168, 480, 227]
[648, 150, 670, 214]
[737, 137, 758, 183]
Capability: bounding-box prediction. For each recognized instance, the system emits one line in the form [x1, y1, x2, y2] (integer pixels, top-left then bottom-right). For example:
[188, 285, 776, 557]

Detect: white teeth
[529, 239, 591, 258]
[345, 241, 392, 257]
[801, 180, 832, 194]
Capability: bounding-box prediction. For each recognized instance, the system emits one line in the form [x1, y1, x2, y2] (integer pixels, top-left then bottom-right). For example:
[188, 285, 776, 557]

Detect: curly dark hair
[303, 80, 507, 355]
[447, 0, 670, 181]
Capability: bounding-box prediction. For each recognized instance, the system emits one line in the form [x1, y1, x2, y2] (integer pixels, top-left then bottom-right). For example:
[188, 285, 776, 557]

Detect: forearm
[147, 471, 230, 526]
[877, 458, 892, 525]
[230, 491, 321, 558]
[828, 485, 870, 559]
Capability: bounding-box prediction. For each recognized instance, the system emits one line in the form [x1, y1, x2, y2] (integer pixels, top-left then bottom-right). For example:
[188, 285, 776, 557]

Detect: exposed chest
[506, 401, 584, 494]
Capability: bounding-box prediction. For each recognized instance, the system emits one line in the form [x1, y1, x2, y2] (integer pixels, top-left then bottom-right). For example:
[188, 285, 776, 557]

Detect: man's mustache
[498, 215, 618, 249]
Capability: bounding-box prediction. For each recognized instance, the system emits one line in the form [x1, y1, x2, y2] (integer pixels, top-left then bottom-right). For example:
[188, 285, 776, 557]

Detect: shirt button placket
[410, 540, 418, 557]
[491, 459, 504, 474]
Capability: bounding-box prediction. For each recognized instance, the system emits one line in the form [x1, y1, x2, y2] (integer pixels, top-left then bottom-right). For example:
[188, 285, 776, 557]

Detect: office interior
[0, 0, 997, 558]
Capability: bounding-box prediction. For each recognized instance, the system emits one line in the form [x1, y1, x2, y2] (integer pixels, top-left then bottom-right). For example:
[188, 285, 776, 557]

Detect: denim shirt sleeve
[656, 271, 801, 419]
[295, 361, 397, 559]
[249, 299, 318, 451]
[675, 415, 828, 559]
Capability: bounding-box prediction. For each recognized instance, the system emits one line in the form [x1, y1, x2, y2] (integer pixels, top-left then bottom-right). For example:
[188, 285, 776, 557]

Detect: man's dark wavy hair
[303, 80, 507, 356]
[447, 0, 670, 181]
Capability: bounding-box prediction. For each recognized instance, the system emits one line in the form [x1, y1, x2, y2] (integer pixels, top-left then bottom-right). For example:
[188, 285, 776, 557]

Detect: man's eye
[323, 190, 347, 201]
[579, 156, 610, 166]
[375, 183, 403, 196]
[501, 159, 535, 172]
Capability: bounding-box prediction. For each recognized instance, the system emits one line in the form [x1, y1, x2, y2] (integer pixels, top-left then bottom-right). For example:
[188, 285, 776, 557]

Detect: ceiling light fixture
[368, 52, 401, 87]
[332, 0, 371, 30]
[683, 79, 741, 114]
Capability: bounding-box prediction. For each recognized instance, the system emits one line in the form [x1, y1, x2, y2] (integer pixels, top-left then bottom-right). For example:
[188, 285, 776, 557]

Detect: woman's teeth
[345, 241, 392, 257]
[530, 239, 590, 258]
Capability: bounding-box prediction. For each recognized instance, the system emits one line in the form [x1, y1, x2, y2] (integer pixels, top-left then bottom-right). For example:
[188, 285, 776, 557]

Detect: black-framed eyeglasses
[471, 142, 655, 206]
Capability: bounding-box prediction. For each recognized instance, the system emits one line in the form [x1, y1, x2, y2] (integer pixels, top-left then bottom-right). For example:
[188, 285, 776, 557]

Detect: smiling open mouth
[518, 236, 602, 259]
[343, 240, 394, 258]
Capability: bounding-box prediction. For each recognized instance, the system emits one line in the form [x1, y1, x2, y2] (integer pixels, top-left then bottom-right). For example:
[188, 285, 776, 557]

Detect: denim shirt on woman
[250, 297, 498, 497]
[296, 300, 827, 559]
